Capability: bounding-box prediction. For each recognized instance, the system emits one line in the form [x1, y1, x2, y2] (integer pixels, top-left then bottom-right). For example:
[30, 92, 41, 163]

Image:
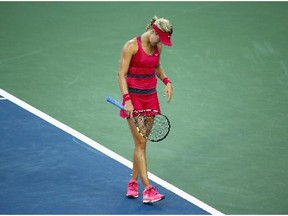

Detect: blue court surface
[0, 89, 223, 215]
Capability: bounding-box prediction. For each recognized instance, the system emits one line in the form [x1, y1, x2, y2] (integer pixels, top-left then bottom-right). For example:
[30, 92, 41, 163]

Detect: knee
[135, 137, 147, 150]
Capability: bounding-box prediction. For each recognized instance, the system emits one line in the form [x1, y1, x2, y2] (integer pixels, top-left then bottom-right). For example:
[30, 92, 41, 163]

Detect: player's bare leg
[127, 118, 149, 187]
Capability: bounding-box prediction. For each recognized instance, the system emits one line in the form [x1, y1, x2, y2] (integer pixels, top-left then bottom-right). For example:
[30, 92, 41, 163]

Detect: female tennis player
[117, 16, 173, 203]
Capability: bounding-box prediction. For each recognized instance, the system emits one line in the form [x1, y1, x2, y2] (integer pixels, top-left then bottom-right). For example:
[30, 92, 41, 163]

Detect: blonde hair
[146, 16, 173, 35]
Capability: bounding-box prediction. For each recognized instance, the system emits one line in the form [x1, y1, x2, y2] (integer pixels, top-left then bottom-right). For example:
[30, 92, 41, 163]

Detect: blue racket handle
[106, 96, 124, 110]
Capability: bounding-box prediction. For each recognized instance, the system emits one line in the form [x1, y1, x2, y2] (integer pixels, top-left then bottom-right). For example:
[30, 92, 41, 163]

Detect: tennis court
[1, 89, 219, 214]
[1, 2, 288, 214]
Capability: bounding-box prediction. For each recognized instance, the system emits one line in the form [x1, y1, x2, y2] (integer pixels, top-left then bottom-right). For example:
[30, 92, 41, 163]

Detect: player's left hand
[164, 83, 173, 103]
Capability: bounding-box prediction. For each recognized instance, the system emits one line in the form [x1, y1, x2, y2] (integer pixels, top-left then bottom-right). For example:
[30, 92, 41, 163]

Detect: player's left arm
[155, 45, 173, 103]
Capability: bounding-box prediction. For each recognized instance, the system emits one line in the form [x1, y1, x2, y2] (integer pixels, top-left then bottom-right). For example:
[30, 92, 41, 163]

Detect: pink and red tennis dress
[120, 36, 161, 118]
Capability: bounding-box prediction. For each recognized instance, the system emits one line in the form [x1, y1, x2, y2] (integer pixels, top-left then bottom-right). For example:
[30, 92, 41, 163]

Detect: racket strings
[149, 115, 170, 141]
[134, 116, 154, 138]
[134, 113, 170, 142]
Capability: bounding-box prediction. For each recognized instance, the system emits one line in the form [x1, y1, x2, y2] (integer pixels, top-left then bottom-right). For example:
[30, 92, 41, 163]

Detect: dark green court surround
[1, 2, 287, 214]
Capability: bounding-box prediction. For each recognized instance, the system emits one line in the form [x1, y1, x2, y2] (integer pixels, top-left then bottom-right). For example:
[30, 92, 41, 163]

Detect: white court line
[0, 88, 224, 215]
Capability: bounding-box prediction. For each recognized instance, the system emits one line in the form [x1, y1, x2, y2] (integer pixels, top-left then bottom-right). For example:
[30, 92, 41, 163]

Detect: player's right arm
[118, 39, 137, 117]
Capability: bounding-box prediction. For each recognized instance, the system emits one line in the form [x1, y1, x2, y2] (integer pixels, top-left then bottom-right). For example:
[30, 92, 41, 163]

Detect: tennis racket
[106, 96, 171, 142]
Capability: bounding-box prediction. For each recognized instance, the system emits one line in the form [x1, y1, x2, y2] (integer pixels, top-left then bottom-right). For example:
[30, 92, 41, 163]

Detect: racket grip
[106, 96, 124, 110]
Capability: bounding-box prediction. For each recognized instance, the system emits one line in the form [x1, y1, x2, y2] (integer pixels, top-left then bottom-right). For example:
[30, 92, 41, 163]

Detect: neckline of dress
[139, 36, 156, 56]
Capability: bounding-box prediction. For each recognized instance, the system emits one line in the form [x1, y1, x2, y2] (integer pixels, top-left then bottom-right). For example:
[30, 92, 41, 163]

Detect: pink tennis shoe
[126, 179, 139, 198]
[142, 185, 165, 204]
